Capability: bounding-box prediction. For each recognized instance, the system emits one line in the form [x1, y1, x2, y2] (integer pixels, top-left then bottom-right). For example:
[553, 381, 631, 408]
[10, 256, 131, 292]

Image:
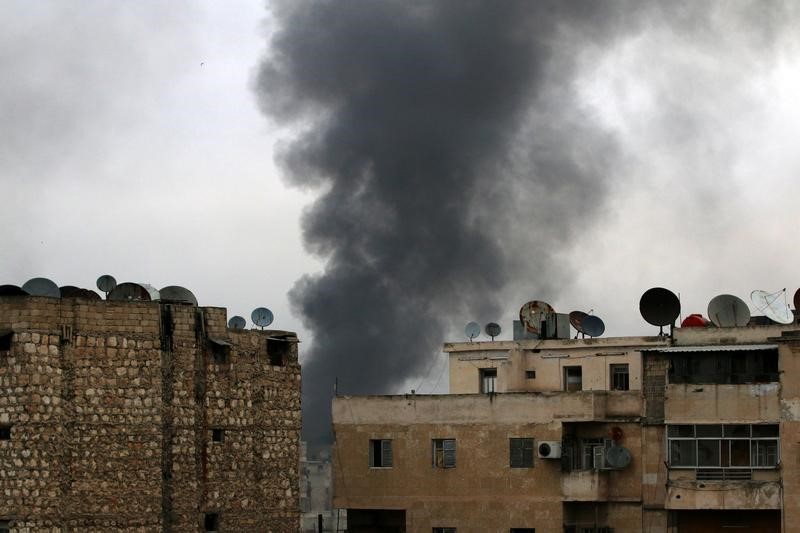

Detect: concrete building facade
[332, 321, 800, 532]
[0, 295, 301, 532]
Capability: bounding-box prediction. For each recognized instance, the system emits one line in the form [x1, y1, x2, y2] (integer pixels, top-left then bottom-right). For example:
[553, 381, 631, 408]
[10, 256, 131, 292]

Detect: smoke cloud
[255, 0, 644, 446]
[255, 1, 795, 446]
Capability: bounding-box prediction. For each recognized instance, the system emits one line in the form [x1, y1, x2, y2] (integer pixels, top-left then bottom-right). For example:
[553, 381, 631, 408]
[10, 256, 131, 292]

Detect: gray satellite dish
[751, 289, 794, 325]
[581, 315, 605, 338]
[485, 322, 501, 340]
[60, 286, 101, 300]
[22, 277, 60, 298]
[108, 282, 152, 301]
[0, 285, 29, 296]
[639, 287, 681, 335]
[159, 286, 198, 306]
[96, 275, 117, 295]
[228, 316, 246, 330]
[708, 294, 750, 327]
[139, 283, 160, 301]
[465, 322, 481, 341]
[519, 300, 555, 337]
[251, 307, 274, 329]
[605, 445, 632, 469]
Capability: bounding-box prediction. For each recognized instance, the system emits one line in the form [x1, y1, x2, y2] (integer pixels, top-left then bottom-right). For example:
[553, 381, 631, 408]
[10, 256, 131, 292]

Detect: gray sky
[3, 1, 800, 403]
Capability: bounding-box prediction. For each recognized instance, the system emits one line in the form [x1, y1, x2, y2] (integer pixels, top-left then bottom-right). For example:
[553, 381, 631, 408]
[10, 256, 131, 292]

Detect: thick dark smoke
[256, 1, 644, 447]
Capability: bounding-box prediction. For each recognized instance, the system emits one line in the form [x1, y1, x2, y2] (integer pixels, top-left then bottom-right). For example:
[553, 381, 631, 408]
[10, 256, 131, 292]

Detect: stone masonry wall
[0, 296, 300, 533]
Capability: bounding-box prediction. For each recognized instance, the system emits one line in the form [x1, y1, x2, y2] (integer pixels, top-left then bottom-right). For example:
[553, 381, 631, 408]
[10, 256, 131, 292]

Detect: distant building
[0, 295, 301, 532]
[300, 442, 344, 532]
[332, 319, 799, 532]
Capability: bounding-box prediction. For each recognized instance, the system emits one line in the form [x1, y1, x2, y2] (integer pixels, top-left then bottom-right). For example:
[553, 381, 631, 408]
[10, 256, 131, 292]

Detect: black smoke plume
[256, 1, 641, 447]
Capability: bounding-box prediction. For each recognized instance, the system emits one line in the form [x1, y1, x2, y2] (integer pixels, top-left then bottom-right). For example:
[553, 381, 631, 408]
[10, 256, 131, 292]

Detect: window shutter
[369, 440, 375, 466]
[443, 439, 456, 467]
[382, 440, 393, 467]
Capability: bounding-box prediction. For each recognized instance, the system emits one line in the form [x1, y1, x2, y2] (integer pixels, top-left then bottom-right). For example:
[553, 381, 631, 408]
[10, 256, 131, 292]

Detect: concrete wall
[664, 383, 780, 423]
[0, 296, 301, 532]
[446, 337, 663, 395]
[333, 394, 643, 532]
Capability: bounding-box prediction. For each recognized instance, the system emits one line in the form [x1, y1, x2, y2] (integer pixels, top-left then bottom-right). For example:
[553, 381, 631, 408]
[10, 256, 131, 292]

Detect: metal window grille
[610, 364, 629, 391]
[510, 438, 534, 468]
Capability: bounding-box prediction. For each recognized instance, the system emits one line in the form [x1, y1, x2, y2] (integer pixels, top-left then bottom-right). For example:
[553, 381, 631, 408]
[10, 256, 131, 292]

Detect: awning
[644, 344, 777, 353]
[208, 338, 232, 347]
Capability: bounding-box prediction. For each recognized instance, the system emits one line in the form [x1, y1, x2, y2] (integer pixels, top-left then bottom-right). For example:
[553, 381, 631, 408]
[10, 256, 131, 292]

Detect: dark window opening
[369, 439, 393, 468]
[432, 438, 456, 468]
[610, 364, 629, 391]
[267, 338, 290, 366]
[204, 512, 219, 532]
[208, 339, 230, 365]
[0, 426, 10, 440]
[564, 366, 582, 391]
[668, 349, 778, 384]
[211, 428, 224, 443]
[0, 331, 12, 352]
[511, 529, 535, 533]
[480, 368, 497, 393]
[510, 438, 534, 468]
[526, 370, 536, 379]
[0, 520, 9, 533]
[433, 528, 456, 533]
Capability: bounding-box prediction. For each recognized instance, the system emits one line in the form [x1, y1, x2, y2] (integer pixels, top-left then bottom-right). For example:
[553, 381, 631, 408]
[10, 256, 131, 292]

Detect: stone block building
[332, 318, 800, 532]
[0, 294, 301, 532]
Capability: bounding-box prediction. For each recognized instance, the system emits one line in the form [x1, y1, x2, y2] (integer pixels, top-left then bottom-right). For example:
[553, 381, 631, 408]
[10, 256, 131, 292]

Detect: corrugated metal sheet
[645, 344, 777, 353]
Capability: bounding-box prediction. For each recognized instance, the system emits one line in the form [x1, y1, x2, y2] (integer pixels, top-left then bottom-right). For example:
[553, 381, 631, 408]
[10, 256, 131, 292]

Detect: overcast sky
[3, 2, 800, 401]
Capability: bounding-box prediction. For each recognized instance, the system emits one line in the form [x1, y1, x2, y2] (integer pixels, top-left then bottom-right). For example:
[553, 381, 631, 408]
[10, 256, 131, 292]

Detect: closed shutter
[443, 439, 456, 467]
[382, 440, 393, 467]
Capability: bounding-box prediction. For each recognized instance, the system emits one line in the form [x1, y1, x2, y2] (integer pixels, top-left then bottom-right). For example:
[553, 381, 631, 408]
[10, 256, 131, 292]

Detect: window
[0, 520, 9, 533]
[510, 529, 535, 533]
[0, 331, 12, 352]
[564, 366, 582, 391]
[204, 512, 219, 532]
[211, 428, 224, 443]
[209, 339, 230, 364]
[267, 337, 291, 366]
[610, 364, 629, 391]
[369, 439, 393, 468]
[0, 426, 10, 441]
[510, 438, 534, 468]
[668, 349, 779, 384]
[480, 368, 497, 393]
[667, 424, 779, 473]
[433, 528, 456, 533]
[525, 370, 536, 379]
[432, 439, 456, 468]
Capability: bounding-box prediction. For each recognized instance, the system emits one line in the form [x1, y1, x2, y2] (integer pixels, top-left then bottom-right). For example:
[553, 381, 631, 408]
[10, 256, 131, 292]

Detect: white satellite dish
[751, 289, 794, 325]
[465, 322, 480, 341]
[708, 294, 750, 327]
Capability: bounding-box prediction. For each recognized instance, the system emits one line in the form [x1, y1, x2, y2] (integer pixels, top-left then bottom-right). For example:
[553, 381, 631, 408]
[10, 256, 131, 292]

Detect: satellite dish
[139, 283, 160, 301]
[159, 286, 198, 306]
[59, 286, 101, 300]
[751, 289, 794, 325]
[569, 311, 588, 336]
[485, 322, 501, 340]
[605, 445, 632, 469]
[96, 275, 117, 295]
[0, 285, 29, 296]
[794, 288, 800, 311]
[581, 315, 605, 337]
[107, 282, 152, 301]
[519, 300, 555, 337]
[465, 322, 481, 341]
[251, 307, 274, 329]
[22, 277, 60, 298]
[228, 316, 246, 330]
[639, 287, 680, 335]
[708, 294, 750, 327]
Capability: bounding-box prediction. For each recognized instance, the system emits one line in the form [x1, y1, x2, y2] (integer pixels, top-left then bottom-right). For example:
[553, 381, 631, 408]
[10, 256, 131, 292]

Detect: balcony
[562, 470, 609, 501]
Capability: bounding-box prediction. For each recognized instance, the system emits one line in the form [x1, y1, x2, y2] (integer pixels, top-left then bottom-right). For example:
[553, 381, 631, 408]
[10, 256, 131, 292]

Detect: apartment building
[332, 319, 800, 532]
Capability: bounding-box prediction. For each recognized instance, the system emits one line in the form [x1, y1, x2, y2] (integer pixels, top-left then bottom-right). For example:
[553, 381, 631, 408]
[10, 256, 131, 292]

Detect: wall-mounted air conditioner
[537, 441, 561, 459]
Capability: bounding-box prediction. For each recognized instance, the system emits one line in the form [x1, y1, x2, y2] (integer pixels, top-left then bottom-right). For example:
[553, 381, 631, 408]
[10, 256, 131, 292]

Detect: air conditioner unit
[537, 441, 561, 459]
